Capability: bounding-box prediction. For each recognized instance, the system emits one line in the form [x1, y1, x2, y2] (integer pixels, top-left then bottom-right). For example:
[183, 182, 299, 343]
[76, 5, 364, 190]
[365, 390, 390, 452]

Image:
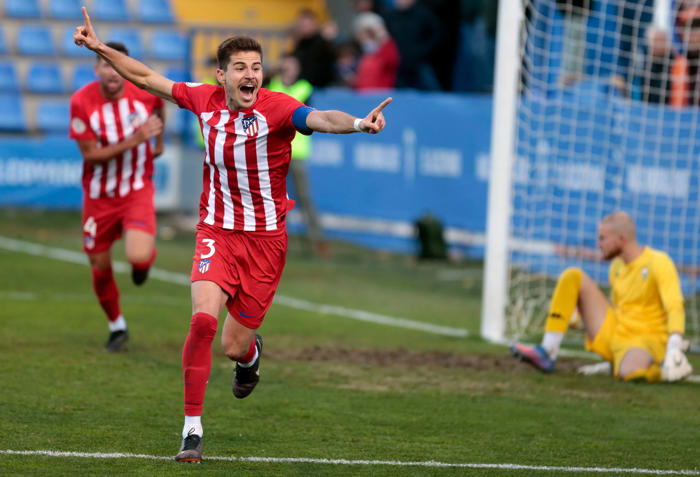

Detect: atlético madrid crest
[198, 259, 211, 274]
[242, 116, 258, 137]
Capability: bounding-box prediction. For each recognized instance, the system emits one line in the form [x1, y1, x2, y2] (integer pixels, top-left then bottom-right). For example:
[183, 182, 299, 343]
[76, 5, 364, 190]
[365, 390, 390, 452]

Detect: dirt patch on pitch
[266, 346, 591, 373]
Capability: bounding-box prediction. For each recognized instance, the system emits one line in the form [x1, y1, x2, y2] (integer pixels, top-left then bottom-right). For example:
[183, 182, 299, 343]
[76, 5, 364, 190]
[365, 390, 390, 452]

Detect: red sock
[238, 337, 257, 364]
[132, 247, 157, 271]
[91, 267, 121, 321]
[183, 312, 218, 416]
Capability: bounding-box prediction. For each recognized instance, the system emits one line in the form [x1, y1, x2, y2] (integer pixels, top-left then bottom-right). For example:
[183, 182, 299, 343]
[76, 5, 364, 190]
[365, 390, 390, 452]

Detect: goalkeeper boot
[510, 343, 555, 373]
[175, 430, 202, 463]
[104, 329, 128, 352]
[233, 334, 263, 399]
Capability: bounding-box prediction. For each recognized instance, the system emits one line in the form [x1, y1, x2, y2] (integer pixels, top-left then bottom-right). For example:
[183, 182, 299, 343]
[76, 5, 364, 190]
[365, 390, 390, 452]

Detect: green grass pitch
[0, 209, 698, 476]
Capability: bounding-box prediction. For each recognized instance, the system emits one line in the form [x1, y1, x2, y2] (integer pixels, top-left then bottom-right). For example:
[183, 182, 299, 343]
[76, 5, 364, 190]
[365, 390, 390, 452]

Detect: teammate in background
[511, 212, 693, 383]
[268, 53, 327, 256]
[69, 41, 164, 352]
[73, 7, 391, 462]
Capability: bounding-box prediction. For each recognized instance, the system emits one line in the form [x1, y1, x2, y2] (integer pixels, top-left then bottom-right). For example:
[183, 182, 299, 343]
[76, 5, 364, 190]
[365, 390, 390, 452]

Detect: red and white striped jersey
[172, 83, 309, 232]
[69, 81, 164, 200]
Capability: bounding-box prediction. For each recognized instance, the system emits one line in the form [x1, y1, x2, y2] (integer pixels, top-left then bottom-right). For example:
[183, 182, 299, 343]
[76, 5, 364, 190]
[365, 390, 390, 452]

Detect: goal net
[483, 0, 700, 349]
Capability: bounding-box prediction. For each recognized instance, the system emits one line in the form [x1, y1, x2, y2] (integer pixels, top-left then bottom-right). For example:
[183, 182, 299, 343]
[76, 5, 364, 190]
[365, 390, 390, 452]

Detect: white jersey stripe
[200, 112, 216, 226]
[101, 103, 119, 197]
[253, 110, 277, 231]
[132, 101, 148, 191]
[234, 113, 256, 231]
[215, 110, 235, 229]
[117, 98, 133, 196]
[88, 111, 102, 199]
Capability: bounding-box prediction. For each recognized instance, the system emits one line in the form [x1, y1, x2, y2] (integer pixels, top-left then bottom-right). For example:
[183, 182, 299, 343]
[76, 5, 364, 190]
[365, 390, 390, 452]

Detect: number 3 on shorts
[200, 239, 216, 259]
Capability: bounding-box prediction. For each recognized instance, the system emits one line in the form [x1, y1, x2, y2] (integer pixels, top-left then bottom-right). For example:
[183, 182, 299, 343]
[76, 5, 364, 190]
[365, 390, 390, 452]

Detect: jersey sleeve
[271, 90, 314, 135]
[171, 82, 218, 115]
[653, 252, 686, 334]
[69, 93, 96, 141]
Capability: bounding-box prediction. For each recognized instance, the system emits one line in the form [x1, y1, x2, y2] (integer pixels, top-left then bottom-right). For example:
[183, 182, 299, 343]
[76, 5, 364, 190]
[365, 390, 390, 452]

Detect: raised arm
[306, 97, 392, 134]
[73, 7, 175, 103]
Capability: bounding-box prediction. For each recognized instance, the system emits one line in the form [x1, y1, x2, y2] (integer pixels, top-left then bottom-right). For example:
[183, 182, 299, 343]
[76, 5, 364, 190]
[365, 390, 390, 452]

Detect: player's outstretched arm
[306, 97, 392, 134]
[73, 7, 175, 102]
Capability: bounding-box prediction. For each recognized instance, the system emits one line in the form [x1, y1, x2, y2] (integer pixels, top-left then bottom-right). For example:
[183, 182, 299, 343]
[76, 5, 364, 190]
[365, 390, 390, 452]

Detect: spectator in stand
[292, 8, 338, 88]
[384, 0, 442, 90]
[424, 0, 461, 90]
[353, 12, 400, 90]
[334, 41, 361, 88]
[627, 1, 700, 105]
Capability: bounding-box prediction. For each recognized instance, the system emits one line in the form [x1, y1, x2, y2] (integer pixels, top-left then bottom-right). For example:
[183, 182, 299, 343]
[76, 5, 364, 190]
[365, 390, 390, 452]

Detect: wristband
[353, 118, 363, 132]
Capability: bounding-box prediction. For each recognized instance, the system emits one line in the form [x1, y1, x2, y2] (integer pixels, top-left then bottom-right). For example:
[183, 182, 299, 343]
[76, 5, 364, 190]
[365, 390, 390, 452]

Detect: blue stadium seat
[150, 31, 188, 61]
[0, 61, 20, 92]
[26, 62, 64, 94]
[37, 99, 70, 133]
[62, 27, 93, 58]
[71, 63, 96, 91]
[17, 24, 55, 56]
[0, 94, 27, 132]
[108, 29, 144, 59]
[0, 26, 7, 55]
[94, 0, 130, 22]
[139, 0, 175, 23]
[49, 0, 83, 20]
[4, 0, 41, 18]
[165, 66, 189, 83]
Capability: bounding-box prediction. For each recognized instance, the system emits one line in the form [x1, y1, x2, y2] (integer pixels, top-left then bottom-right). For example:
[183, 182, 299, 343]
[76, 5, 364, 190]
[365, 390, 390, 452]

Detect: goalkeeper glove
[661, 333, 693, 382]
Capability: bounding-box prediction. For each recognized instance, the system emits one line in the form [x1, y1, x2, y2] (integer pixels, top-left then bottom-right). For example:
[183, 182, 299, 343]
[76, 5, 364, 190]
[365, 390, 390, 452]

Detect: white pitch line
[1, 450, 698, 475]
[0, 236, 468, 338]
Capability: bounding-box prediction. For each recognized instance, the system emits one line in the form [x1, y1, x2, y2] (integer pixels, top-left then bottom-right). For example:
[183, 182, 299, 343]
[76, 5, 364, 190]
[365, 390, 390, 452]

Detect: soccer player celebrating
[73, 7, 391, 462]
[511, 211, 693, 383]
[69, 40, 164, 352]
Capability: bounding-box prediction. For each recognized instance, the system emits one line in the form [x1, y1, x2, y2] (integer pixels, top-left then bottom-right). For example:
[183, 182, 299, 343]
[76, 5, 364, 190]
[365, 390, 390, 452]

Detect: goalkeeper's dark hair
[217, 36, 263, 70]
[96, 41, 129, 62]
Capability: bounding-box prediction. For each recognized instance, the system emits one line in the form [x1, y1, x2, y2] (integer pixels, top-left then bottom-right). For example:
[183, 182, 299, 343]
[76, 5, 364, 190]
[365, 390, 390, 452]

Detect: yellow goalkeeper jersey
[609, 247, 685, 338]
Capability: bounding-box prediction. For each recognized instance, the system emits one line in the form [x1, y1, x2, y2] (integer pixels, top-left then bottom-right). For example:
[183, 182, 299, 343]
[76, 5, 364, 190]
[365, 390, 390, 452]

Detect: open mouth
[239, 84, 256, 101]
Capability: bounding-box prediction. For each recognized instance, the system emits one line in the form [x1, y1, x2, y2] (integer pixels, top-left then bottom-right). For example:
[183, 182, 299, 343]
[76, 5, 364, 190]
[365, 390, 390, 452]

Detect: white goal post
[482, 0, 700, 348]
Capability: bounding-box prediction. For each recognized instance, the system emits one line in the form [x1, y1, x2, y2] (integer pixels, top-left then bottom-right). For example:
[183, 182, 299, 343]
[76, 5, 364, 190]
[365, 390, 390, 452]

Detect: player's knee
[189, 312, 218, 341]
[560, 267, 582, 285]
[126, 248, 152, 266]
[221, 335, 248, 361]
[88, 253, 111, 270]
[618, 364, 661, 383]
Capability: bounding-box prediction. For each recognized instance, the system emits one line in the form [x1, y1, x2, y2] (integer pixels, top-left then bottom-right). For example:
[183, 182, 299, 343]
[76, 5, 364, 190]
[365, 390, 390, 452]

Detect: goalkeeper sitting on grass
[511, 211, 693, 382]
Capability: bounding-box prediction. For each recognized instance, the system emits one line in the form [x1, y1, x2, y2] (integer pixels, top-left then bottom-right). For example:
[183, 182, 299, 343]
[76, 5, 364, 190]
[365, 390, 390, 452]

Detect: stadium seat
[94, 0, 130, 22]
[0, 61, 19, 93]
[150, 31, 188, 61]
[165, 66, 190, 83]
[17, 25, 55, 56]
[107, 29, 144, 59]
[0, 94, 27, 131]
[4, 0, 41, 18]
[62, 27, 93, 58]
[139, 0, 175, 23]
[49, 0, 83, 20]
[26, 62, 64, 94]
[0, 26, 7, 55]
[71, 63, 96, 91]
[37, 99, 70, 133]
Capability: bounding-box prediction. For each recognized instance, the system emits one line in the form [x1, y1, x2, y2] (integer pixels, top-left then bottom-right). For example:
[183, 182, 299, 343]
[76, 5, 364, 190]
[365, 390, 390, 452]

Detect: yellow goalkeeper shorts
[585, 307, 666, 380]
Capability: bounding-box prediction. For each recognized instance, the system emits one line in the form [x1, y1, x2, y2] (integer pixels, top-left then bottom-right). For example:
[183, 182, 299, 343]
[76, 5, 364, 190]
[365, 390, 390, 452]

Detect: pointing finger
[82, 6, 92, 28]
[373, 97, 392, 113]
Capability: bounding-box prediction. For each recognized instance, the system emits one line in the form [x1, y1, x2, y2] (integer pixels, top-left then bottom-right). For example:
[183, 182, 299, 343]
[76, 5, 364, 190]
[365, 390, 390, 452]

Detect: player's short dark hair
[97, 41, 129, 62]
[217, 36, 263, 70]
